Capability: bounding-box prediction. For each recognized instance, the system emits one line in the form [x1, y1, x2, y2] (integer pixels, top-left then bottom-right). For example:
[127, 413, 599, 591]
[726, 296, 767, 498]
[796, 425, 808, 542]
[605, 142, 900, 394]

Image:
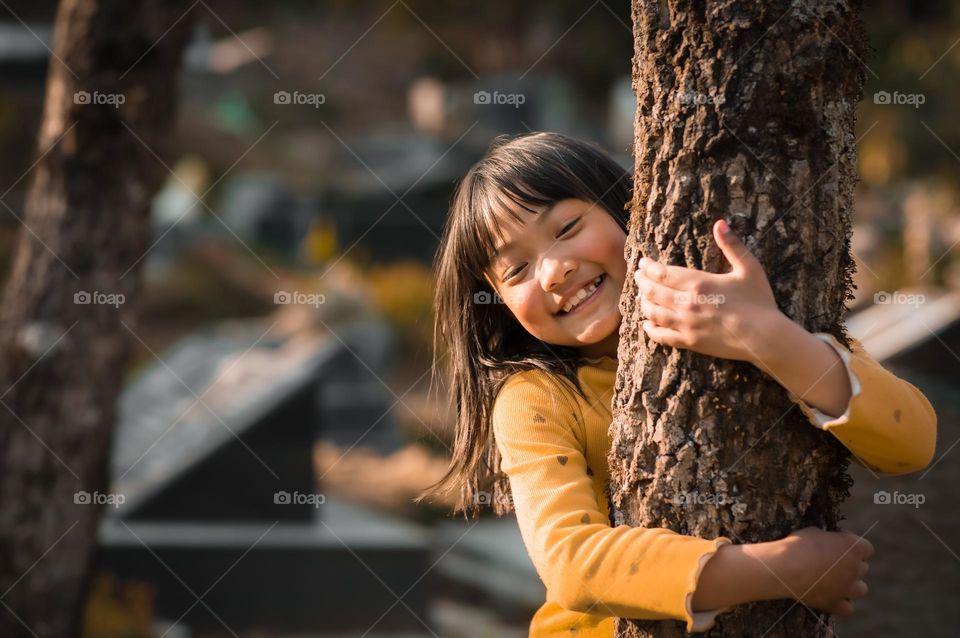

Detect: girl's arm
[692, 526, 873, 616]
[635, 219, 937, 475]
[493, 369, 871, 631]
[493, 369, 735, 632]
[749, 315, 937, 475]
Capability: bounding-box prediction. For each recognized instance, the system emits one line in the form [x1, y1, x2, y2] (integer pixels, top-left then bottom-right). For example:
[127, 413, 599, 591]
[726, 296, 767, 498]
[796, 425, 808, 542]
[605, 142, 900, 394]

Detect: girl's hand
[777, 526, 874, 616]
[634, 219, 783, 364]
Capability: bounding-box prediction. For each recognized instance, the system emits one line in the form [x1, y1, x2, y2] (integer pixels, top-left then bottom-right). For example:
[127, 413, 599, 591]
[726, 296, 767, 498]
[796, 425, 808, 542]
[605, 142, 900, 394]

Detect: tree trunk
[0, 1, 192, 636]
[609, 1, 865, 636]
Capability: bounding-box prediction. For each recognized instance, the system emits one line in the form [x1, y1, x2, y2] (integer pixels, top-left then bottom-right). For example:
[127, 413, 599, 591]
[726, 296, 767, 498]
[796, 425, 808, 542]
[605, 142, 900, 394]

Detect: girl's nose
[540, 257, 576, 292]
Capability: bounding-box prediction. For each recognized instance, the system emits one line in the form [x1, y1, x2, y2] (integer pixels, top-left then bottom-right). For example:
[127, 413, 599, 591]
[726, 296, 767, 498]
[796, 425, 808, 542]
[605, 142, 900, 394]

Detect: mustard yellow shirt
[491, 334, 937, 635]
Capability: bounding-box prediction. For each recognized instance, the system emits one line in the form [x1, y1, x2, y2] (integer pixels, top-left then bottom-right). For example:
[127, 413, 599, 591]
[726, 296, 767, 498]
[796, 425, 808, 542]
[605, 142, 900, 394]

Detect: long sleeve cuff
[786, 331, 937, 474]
[788, 332, 862, 429]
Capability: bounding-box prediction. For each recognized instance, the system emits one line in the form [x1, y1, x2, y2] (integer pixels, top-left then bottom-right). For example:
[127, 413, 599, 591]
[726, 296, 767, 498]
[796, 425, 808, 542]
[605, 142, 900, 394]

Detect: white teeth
[561, 275, 603, 313]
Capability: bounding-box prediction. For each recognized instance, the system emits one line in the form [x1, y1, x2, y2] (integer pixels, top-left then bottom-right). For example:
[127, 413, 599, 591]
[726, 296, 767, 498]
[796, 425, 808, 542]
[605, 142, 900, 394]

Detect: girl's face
[484, 197, 628, 359]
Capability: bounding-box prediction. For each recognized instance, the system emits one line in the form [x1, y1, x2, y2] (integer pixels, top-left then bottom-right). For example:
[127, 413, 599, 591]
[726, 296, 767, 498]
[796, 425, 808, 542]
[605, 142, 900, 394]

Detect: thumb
[713, 219, 755, 275]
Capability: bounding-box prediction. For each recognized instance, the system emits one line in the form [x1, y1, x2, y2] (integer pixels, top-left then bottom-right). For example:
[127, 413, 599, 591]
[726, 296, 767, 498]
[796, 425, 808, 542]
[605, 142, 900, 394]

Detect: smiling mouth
[557, 274, 605, 316]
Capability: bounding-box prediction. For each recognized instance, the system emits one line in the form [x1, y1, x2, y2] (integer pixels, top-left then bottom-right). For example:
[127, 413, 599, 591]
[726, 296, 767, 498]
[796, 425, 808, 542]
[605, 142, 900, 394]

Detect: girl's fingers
[637, 257, 702, 291]
[642, 320, 690, 349]
[838, 529, 874, 561]
[636, 274, 684, 310]
[827, 599, 855, 616]
[858, 561, 869, 578]
[849, 579, 869, 599]
[640, 297, 680, 329]
[713, 219, 761, 277]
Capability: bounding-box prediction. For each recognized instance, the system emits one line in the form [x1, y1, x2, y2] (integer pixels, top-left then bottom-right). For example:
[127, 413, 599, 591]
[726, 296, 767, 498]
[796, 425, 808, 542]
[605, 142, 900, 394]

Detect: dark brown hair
[415, 132, 631, 519]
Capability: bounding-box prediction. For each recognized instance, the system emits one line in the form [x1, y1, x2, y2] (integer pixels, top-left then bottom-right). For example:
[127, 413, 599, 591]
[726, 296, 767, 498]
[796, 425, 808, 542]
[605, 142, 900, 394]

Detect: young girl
[419, 132, 937, 635]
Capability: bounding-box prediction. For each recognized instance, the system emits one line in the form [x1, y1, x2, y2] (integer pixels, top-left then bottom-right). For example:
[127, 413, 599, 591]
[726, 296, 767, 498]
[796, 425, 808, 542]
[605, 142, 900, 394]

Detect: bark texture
[609, 1, 866, 636]
[0, 1, 192, 636]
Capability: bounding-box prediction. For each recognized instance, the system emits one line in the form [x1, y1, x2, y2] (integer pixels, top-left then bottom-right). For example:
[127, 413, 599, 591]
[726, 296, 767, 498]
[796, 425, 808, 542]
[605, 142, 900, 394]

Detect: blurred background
[1, 0, 958, 636]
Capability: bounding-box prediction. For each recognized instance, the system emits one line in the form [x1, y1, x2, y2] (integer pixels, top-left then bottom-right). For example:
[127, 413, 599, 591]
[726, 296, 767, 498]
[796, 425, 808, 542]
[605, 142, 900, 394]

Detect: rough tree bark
[609, 1, 865, 636]
[0, 1, 192, 636]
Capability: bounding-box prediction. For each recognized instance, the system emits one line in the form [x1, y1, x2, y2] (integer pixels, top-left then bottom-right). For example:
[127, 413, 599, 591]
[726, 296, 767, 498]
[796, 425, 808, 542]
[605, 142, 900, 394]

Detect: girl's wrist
[692, 539, 791, 610]
[745, 308, 798, 375]
[745, 309, 853, 416]
[734, 539, 793, 603]
[747, 538, 794, 602]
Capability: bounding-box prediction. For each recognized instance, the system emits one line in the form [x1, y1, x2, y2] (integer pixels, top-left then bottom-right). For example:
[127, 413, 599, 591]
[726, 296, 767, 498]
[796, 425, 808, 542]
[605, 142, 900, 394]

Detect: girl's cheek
[509, 289, 541, 322]
[509, 293, 532, 318]
[496, 288, 521, 314]
[606, 236, 628, 278]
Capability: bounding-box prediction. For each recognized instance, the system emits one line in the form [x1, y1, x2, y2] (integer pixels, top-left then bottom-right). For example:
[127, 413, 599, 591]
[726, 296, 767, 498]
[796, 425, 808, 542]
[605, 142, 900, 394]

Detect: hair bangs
[467, 180, 538, 281]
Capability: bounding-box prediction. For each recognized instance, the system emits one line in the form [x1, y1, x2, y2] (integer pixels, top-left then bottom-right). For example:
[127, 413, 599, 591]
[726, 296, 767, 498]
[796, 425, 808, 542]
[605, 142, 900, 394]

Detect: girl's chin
[570, 312, 620, 343]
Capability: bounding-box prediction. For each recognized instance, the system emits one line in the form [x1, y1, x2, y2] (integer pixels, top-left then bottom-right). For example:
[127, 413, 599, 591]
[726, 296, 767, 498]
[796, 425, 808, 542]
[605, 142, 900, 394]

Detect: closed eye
[558, 217, 580, 237]
[504, 264, 525, 280]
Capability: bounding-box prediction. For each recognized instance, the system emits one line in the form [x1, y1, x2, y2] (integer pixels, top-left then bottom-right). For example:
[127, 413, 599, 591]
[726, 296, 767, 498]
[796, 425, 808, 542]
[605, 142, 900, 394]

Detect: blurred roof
[0, 22, 52, 62]
[847, 286, 960, 361]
